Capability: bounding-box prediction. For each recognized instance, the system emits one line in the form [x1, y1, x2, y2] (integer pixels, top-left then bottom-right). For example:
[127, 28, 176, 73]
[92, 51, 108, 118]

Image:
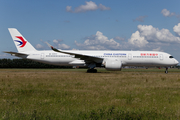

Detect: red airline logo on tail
[14, 36, 27, 48]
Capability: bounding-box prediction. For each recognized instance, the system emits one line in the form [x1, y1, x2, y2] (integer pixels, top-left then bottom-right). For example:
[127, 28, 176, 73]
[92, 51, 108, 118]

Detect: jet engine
[104, 59, 122, 71]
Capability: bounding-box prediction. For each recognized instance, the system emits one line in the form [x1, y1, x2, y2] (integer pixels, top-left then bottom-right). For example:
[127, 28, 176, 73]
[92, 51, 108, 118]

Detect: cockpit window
[169, 56, 174, 58]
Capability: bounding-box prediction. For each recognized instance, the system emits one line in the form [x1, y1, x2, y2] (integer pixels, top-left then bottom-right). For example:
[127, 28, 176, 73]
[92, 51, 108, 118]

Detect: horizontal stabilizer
[4, 51, 28, 57]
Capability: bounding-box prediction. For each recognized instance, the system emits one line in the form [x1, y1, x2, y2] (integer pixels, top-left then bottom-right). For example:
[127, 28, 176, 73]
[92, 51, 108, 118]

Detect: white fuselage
[21, 50, 179, 67]
[7, 28, 179, 73]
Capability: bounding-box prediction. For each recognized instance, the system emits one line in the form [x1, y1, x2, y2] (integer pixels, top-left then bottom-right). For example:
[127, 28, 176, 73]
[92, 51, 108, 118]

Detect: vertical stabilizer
[8, 28, 37, 52]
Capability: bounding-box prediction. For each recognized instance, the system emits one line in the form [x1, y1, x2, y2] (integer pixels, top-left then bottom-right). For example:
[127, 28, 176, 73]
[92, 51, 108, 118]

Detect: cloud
[35, 39, 70, 50]
[66, 1, 110, 13]
[72, 23, 180, 52]
[74, 24, 180, 51]
[53, 39, 59, 44]
[173, 23, 180, 36]
[128, 31, 148, 47]
[99, 4, 111, 11]
[137, 25, 180, 43]
[161, 9, 180, 21]
[36, 44, 44, 49]
[128, 24, 180, 50]
[152, 47, 163, 51]
[75, 1, 98, 13]
[58, 44, 70, 49]
[75, 31, 121, 50]
[66, 6, 73, 12]
[52, 39, 70, 49]
[114, 36, 125, 41]
[133, 16, 147, 22]
[53, 39, 63, 44]
[161, 9, 175, 17]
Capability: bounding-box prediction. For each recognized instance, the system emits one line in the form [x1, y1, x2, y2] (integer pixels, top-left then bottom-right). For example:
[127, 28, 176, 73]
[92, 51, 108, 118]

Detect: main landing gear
[87, 69, 97, 73]
[87, 63, 97, 73]
[165, 67, 168, 74]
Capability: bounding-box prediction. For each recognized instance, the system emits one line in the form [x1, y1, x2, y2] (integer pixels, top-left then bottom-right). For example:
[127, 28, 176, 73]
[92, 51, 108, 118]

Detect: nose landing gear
[165, 67, 168, 74]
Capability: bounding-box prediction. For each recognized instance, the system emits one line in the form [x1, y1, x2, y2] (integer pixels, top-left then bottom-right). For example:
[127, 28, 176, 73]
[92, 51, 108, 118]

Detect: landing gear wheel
[93, 69, 97, 73]
[87, 69, 91, 73]
[87, 69, 97, 73]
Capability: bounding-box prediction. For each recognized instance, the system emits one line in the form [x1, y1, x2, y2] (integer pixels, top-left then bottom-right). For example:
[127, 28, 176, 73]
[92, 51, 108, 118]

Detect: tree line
[0, 59, 72, 68]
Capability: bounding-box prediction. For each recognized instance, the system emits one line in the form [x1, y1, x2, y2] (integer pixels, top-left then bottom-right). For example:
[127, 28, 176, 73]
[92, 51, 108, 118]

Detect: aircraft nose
[174, 59, 179, 65]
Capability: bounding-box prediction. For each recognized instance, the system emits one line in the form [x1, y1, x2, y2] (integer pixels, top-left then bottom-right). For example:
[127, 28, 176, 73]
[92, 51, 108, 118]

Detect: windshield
[169, 56, 174, 58]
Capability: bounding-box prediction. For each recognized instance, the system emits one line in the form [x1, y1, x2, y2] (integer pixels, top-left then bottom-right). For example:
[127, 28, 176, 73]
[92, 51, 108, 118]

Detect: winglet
[45, 42, 60, 52]
[45, 42, 52, 48]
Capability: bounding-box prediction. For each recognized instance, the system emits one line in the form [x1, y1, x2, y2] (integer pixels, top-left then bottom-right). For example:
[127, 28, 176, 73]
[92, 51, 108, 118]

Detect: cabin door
[159, 54, 163, 60]
[128, 53, 132, 60]
[41, 53, 44, 59]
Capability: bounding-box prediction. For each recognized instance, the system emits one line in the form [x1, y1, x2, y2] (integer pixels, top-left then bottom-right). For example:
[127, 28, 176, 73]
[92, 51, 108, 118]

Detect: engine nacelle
[104, 59, 122, 71]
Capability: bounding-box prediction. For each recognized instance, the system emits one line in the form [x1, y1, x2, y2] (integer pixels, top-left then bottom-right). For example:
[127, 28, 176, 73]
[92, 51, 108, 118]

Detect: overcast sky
[1, 0, 180, 62]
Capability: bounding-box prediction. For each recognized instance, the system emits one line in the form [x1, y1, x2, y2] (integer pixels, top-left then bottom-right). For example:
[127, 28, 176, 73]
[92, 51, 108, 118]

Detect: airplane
[4, 28, 179, 73]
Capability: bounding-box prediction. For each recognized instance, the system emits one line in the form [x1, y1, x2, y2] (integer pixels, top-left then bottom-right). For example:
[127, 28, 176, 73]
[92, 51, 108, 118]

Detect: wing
[46, 42, 103, 63]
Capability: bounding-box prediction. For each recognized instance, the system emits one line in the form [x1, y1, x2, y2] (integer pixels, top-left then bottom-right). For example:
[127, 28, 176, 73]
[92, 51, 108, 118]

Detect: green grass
[0, 68, 180, 119]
